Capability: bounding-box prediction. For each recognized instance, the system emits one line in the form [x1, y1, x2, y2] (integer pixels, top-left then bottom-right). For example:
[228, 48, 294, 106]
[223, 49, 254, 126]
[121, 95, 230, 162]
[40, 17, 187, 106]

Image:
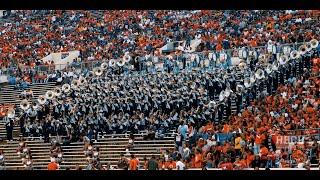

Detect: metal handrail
[0, 42, 311, 77]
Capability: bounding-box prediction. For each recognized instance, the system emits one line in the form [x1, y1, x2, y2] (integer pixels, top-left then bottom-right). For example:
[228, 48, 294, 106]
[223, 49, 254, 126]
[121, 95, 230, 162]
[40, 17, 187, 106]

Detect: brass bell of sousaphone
[62, 84, 71, 93]
[37, 95, 47, 105]
[116, 59, 126, 67]
[20, 99, 30, 111]
[279, 55, 289, 65]
[100, 62, 108, 70]
[7, 108, 15, 119]
[310, 39, 319, 49]
[45, 91, 54, 100]
[290, 50, 300, 60]
[54, 87, 62, 97]
[298, 44, 307, 55]
[306, 42, 312, 52]
[255, 69, 265, 80]
[123, 53, 132, 63]
[109, 59, 116, 67]
[78, 76, 87, 86]
[238, 61, 247, 71]
[94, 67, 103, 76]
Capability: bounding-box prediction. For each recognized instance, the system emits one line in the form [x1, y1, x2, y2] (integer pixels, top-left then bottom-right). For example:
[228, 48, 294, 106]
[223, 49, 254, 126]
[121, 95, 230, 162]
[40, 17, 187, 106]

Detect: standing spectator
[129, 154, 139, 170]
[176, 154, 186, 170]
[147, 155, 158, 170]
[117, 153, 128, 170]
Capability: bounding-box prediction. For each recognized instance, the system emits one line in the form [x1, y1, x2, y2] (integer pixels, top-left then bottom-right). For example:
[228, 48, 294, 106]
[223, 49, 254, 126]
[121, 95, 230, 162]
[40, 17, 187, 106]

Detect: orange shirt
[194, 154, 203, 168]
[255, 135, 263, 145]
[129, 158, 139, 170]
[47, 162, 58, 170]
[219, 162, 233, 170]
[166, 161, 176, 170]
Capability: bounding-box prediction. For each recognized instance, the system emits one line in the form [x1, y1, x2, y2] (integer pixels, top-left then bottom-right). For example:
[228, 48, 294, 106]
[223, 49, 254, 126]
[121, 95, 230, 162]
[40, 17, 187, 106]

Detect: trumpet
[45, 91, 54, 100]
[62, 84, 71, 93]
[310, 39, 319, 49]
[37, 95, 47, 105]
[20, 99, 30, 111]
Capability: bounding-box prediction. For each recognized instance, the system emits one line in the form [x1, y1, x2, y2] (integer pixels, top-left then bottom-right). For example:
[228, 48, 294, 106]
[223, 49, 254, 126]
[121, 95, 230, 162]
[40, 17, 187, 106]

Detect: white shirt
[176, 161, 185, 170]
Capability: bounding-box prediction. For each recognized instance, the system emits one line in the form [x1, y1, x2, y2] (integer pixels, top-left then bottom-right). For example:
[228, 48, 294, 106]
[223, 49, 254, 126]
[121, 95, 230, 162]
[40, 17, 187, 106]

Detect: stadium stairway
[0, 122, 20, 141]
[0, 82, 57, 107]
[0, 134, 176, 170]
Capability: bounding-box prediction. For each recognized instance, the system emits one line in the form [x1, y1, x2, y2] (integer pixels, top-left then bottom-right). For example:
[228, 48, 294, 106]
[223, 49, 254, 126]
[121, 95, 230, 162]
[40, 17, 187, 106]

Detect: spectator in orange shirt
[47, 158, 59, 170]
[129, 154, 139, 170]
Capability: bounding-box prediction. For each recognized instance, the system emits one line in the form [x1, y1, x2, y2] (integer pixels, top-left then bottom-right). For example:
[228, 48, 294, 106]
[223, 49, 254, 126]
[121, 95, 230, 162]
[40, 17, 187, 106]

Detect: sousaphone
[109, 59, 116, 67]
[45, 91, 54, 100]
[94, 67, 103, 76]
[238, 61, 247, 71]
[7, 108, 15, 119]
[62, 84, 71, 93]
[310, 39, 319, 49]
[255, 69, 265, 80]
[37, 95, 47, 105]
[20, 99, 30, 111]
[116, 59, 126, 67]
[290, 50, 300, 60]
[298, 44, 307, 55]
[100, 62, 108, 70]
[279, 55, 289, 65]
[53, 87, 62, 97]
[123, 53, 132, 63]
[306, 42, 312, 52]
